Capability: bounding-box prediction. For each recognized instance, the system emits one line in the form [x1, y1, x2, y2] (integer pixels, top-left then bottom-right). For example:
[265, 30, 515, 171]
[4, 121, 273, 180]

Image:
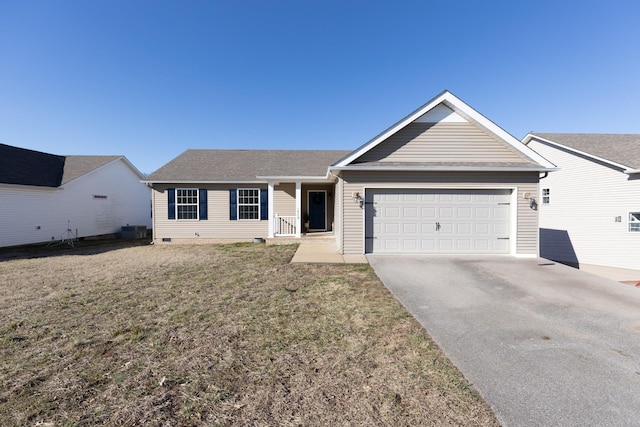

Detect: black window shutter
[199, 189, 208, 220]
[229, 189, 237, 220]
[260, 188, 268, 220]
[168, 188, 176, 220]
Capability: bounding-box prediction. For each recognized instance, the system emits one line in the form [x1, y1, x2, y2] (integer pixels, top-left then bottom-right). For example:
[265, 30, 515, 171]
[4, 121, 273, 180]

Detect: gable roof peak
[333, 91, 555, 170]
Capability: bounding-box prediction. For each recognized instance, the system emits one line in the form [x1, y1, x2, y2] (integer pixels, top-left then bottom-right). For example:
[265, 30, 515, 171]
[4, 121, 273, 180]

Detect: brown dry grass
[0, 242, 498, 426]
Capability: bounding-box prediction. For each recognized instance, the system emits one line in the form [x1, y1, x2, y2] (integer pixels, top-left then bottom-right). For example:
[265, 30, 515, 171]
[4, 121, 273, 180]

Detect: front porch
[267, 180, 337, 239]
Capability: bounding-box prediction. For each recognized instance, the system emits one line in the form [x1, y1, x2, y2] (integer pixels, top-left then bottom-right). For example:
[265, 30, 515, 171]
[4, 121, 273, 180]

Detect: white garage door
[365, 189, 511, 254]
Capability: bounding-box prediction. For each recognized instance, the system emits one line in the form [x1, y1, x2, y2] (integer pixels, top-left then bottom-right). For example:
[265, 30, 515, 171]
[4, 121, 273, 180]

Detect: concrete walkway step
[290, 242, 368, 264]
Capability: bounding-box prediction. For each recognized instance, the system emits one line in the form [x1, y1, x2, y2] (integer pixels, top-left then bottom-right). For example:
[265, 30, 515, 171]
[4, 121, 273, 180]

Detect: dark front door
[308, 191, 326, 231]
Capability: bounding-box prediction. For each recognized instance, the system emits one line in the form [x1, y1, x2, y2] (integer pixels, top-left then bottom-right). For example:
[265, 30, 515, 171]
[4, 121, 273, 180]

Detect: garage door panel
[403, 223, 417, 233]
[494, 207, 509, 219]
[385, 207, 399, 218]
[403, 207, 418, 217]
[439, 207, 454, 219]
[493, 224, 509, 234]
[421, 223, 436, 234]
[475, 240, 489, 251]
[439, 239, 454, 251]
[421, 207, 436, 219]
[457, 223, 472, 234]
[403, 239, 417, 250]
[439, 223, 454, 234]
[385, 223, 399, 234]
[457, 239, 472, 251]
[457, 207, 472, 219]
[366, 189, 511, 254]
[475, 207, 490, 219]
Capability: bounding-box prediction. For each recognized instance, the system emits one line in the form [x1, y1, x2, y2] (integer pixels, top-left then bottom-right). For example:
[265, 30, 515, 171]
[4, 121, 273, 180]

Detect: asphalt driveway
[367, 255, 640, 427]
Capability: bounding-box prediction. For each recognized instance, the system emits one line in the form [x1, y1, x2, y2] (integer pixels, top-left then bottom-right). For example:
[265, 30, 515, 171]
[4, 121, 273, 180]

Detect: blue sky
[1, 1, 639, 174]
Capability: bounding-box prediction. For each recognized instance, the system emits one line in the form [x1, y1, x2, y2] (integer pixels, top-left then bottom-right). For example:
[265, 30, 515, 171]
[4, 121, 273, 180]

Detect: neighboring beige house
[523, 133, 640, 270]
[0, 144, 152, 247]
[145, 91, 555, 256]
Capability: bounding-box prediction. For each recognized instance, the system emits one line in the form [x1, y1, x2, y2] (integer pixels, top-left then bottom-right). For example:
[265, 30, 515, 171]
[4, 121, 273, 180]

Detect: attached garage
[364, 189, 512, 254]
[330, 91, 556, 256]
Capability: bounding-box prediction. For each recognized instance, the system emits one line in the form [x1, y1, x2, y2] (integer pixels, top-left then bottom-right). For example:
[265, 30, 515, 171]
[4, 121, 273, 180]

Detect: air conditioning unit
[121, 225, 147, 239]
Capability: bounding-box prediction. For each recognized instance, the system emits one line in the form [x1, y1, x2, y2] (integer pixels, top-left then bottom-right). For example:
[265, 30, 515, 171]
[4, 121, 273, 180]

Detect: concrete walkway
[578, 263, 640, 284]
[290, 241, 368, 264]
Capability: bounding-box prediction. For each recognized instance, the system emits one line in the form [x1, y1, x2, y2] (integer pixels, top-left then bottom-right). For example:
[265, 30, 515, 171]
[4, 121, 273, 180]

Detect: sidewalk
[578, 263, 640, 285]
[290, 241, 368, 264]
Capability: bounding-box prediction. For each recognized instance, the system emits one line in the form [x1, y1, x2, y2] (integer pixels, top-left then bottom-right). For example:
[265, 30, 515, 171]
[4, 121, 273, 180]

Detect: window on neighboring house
[167, 188, 208, 220]
[630, 212, 640, 232]
[542, 188, 550, 204]
[238, 188, 260, 220]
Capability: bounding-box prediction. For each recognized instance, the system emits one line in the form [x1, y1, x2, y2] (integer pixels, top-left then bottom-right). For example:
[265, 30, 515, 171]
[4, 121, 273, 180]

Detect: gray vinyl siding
[354, 122, 527, 164]
[153, 184, 268, 241]
[339, 171, 539, 255]
[274, 183, 296, 216]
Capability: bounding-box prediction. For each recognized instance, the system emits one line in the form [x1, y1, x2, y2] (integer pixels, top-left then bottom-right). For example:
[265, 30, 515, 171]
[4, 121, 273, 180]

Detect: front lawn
[0, 243, 497, 425]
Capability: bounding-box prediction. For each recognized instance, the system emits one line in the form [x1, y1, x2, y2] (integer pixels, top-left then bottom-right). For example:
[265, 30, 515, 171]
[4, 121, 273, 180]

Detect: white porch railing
[274, 215, 297, 236]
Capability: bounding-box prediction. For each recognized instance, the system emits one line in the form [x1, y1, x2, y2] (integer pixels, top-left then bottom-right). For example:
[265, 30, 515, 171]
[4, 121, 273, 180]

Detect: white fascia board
[141, 180, 267, 185]
[330, 165, 558, 172]
[119, 156, 146, 179]
[0, 183, 60, 191]
[523, 134, 632, 172]
[255, 175, 333, 183]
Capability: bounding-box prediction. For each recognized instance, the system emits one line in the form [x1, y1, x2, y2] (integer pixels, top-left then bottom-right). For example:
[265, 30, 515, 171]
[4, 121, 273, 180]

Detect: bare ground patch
[0, 243, 498, 426]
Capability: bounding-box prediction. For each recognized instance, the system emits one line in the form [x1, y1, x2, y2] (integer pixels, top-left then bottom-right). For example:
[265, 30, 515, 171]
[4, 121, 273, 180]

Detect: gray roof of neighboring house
[0, 143, 66, 187]
[146, 149, 352, 182]
[61, 156, 122, 184]
[531, 133, 640, 170]
[0, 143, 127, 187]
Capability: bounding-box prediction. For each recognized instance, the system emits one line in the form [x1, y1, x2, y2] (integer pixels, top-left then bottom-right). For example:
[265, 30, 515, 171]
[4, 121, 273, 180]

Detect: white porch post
[267, 181, 275, 238]
[295, 181, 302, 237]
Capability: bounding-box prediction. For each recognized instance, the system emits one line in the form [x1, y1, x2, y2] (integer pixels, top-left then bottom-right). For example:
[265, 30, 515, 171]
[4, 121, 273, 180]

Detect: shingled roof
[0, 143, 130, 187]
[531, 133, 640, 170]
[61, 156, 122, 184]
[0, 143, 65, 187]
[146, 149, 351, 182]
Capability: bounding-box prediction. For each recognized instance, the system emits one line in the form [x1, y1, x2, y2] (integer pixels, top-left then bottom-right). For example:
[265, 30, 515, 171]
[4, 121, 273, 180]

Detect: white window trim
[237, 188, 261, 221]
[541, 188, 550, 204]
[629, 211, 640, 232]
[176, 188, 199, 221]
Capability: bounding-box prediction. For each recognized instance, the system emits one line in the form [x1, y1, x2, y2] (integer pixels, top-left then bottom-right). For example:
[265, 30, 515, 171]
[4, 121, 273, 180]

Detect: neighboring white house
[0, 143, 152, 247]
[523, 133, 640, 271]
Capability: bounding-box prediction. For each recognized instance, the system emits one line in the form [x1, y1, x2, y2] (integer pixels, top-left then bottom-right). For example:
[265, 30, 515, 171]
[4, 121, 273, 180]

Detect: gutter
[330, 166, 558, 172]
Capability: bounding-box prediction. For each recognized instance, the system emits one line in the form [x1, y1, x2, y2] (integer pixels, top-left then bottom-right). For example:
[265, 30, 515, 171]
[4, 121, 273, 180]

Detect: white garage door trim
[362, 186, 518, 255]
